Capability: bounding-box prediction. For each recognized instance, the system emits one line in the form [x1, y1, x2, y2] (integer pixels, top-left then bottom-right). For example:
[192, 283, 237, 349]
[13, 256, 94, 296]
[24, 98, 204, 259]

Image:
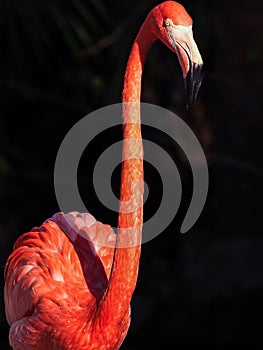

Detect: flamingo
[4, 2, 203, 349]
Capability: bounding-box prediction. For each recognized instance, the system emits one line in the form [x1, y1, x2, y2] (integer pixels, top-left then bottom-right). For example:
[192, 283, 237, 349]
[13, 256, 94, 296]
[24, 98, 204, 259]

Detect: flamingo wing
[4, 212, 116, 349]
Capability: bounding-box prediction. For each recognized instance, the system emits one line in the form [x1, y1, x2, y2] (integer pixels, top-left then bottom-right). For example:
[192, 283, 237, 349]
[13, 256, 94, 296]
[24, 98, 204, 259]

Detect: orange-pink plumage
[4, 2, 203, 349]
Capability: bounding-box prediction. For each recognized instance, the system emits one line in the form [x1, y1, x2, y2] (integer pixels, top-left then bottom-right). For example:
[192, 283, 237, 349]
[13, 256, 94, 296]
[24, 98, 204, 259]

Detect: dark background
[0, 0, 263, 348]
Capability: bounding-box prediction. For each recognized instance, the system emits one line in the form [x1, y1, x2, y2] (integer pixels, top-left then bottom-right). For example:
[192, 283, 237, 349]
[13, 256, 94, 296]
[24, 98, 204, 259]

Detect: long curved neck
[119, 18, 156, 229]
[98, 18, 156, 326]
[122, 19, 156, 104]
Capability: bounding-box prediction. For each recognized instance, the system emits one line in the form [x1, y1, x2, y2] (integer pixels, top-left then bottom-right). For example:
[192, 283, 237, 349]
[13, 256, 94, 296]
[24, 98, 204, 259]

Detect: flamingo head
[150, 1, 203, 108]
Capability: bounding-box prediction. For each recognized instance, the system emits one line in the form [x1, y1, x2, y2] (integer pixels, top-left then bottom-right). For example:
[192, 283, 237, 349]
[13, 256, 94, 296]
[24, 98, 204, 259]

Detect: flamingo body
[5, 213, 129, 349]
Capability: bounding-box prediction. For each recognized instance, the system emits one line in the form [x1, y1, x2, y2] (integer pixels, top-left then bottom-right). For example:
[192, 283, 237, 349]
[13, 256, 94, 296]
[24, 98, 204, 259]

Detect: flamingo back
[4, 212, 117, 349]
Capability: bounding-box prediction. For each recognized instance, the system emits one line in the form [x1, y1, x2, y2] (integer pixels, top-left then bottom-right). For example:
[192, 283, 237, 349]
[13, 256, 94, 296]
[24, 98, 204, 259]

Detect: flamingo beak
[165, 24, 203, 108]
[175, 38, 203, 109]
[185, 57, 203, 109]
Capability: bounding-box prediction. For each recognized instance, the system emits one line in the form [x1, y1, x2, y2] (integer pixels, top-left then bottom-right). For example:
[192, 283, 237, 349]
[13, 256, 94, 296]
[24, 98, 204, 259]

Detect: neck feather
[122, 19, 156, 105]
[98, 18, 156, 328]
[119, 18, 156, 231]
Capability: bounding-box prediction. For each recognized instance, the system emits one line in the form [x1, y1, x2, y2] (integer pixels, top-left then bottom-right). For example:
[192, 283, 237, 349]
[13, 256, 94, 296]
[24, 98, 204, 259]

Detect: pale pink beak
[165, 23, 203, 108]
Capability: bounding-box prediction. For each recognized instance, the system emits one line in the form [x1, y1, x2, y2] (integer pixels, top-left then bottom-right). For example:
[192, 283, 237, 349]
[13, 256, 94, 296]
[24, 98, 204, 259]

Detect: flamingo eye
[164, 18, 172, 27]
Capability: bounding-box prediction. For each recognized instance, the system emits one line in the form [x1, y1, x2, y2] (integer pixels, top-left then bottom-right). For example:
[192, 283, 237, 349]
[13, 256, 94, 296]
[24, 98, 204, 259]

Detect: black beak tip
[185, 63, 203, 109]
